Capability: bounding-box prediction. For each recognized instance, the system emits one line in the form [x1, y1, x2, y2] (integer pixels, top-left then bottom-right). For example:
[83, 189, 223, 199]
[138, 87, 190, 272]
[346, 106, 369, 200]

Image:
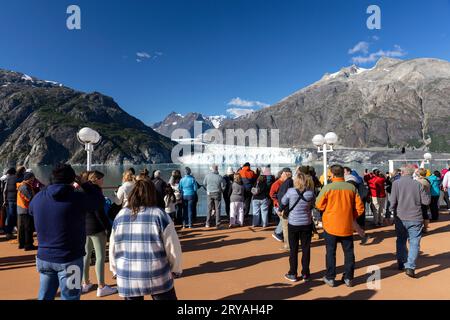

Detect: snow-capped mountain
[152, 112, 228, 138]
[221, 57, 450, 153]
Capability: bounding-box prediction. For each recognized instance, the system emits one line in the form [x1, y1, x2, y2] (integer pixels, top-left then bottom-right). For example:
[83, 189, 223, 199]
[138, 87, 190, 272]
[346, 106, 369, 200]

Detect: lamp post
[421, 152, 432, 169]
[77, 127, 101, 171]
[312, 132, 338, 186]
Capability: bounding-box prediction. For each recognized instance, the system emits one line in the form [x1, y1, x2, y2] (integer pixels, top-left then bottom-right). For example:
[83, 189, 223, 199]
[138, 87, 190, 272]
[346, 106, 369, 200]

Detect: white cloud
[348, 41, 370, 55]
[136, 52, 151, 59]
[351, 45, 406, 64]
[226, 108, 256, 118]
[227, 97, 269, 108]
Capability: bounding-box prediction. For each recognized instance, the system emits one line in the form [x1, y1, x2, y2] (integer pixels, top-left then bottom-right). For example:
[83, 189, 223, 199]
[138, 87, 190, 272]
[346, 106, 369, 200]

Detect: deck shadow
[181, 236, 266, 253]
[183, 252, 287, 278]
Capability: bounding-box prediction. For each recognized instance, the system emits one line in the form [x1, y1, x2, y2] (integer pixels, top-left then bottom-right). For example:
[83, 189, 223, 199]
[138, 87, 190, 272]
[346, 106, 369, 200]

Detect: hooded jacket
[239, 166, 257, 191]
[29, 183, 104, 263]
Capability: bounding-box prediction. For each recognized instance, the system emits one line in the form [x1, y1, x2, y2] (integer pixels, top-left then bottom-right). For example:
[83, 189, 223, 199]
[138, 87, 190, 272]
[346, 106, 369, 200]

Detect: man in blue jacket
[179, 167, 198, 229]
[29, 164, 104, 300]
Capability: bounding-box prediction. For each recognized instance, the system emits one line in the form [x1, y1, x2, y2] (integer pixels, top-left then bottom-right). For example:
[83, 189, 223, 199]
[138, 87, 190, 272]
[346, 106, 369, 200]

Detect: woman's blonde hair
[122, 169, 135, 182]
[87, 170, 104, 183]
[418, 168, 427, 178]
[294, 172, 314, 191]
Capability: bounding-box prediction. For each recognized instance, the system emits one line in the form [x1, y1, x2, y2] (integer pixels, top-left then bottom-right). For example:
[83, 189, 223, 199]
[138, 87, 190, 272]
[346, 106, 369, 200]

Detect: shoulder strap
[285, 190, 307, 214]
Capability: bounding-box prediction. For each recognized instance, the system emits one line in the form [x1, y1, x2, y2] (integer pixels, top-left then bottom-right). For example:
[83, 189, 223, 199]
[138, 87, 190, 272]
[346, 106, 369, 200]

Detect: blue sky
[0, 0, 449, 124]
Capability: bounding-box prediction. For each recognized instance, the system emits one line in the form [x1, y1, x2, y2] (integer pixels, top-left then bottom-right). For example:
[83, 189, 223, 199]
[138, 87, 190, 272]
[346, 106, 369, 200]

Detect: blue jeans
[252, 198, 269, 227]
[395, 217, 423, 270]
[4, 202, 17, 234]
[182, 195, 194, 227]
[36, 257, 84, 300]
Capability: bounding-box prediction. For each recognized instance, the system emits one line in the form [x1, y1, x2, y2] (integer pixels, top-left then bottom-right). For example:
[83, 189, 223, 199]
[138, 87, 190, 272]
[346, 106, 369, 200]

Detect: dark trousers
[206, 192, 221, 226]
[421, 204, 429, 220]
[175, 203, 183, 225]
[223, 194, 231, 218]
[192, 193, 198, 222]
[18, 214, 34, 249]
[182, 195, 195, 227]
[430, 196, 440, 221]
[323, 231, 355, 281]
[124, 287, 178, 301]
[243, 189, 252, 217]
[288, 224, 312, 277]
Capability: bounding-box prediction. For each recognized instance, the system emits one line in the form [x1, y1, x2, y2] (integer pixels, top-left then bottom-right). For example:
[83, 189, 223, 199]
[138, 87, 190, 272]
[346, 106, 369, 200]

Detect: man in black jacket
[277, 168, 293, 251]
[2, 168, 18, 240]
[152, 170, 168, 210]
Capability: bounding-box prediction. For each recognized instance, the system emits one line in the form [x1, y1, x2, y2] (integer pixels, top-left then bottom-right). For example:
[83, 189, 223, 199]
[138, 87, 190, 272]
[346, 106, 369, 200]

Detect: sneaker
[301, 275, 311, 282]
[82, 283, 94, 294]
[272, 233, 283, 242]
[405, 268, 415, 278]
[342, 278, 353, 287]
[284, 273, 298, 282]
[24, 245, 38, 251]
[322, 277, 335, 287]
[97, 285, 118, 297]
[205, 224, 210, 228]
[360, 235, 369, 245]
[398, 264, 405, 271]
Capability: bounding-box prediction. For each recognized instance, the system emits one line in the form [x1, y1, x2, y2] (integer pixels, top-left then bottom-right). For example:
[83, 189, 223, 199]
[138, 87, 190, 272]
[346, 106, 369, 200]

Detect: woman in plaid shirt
[109, 178, 182, 300]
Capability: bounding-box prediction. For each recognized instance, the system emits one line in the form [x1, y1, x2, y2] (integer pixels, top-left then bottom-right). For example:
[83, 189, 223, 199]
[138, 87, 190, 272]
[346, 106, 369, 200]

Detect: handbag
[279, 190, 308, 219]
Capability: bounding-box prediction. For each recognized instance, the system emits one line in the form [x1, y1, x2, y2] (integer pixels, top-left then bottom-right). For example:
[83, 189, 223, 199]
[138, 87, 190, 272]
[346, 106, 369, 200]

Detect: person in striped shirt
[109, 178, 182, 300]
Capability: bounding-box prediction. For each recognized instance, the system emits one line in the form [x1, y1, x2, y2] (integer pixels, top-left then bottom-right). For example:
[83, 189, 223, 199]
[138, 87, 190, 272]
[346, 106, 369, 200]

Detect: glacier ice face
[178, 143, 307, 165]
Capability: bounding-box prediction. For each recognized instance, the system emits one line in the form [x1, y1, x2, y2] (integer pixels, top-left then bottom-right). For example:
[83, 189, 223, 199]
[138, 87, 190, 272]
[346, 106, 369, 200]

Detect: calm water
[2, 160, 443, 217]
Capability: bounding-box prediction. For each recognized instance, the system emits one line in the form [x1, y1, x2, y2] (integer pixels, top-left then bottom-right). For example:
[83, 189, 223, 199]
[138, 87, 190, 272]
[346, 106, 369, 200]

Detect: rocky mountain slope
[220, 57, 450, 153]
[152, 112, 226, 138]
[0, 69, 175, 166]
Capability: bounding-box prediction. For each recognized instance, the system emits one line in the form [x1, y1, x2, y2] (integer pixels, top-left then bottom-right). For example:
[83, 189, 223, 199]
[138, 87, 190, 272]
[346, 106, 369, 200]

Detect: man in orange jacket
[17, 172, 37, 251]
[238, 163, 257, 217]
[316, 164, 365, 288]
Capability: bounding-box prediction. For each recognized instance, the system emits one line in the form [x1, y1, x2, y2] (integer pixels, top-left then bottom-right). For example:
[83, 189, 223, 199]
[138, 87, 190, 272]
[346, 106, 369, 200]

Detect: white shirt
[114, 181, 135, 207]
[443, 171, 450, 189]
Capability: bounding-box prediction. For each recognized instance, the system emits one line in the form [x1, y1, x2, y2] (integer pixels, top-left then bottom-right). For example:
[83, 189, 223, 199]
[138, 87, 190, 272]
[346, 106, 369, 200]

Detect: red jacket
[269, 179, 283, 208]
[364, 173, 386, 198]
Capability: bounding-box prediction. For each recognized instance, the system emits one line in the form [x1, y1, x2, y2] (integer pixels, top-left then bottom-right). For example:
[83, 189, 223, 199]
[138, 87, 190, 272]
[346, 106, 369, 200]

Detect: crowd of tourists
[0, 161, 449, 299]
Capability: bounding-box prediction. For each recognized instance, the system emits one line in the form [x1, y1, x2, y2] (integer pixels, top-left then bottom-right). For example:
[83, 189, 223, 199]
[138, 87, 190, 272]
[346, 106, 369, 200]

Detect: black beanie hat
[52, 164, 76, 184]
